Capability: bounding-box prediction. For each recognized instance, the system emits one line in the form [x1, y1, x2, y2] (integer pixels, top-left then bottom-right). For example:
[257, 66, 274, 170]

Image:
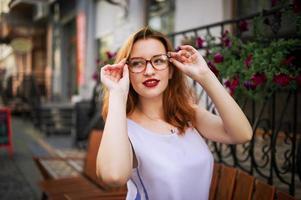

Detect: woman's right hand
[100, 58, 129, 98]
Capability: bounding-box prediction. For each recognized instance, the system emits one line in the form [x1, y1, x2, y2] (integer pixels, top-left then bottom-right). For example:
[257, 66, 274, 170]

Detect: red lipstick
[143, 79, 160, 88]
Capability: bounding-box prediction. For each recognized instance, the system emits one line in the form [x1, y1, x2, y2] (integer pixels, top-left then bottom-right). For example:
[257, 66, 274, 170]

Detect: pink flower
[214, 53, 224, 63]
[232, 78, 239, 88]
[273, 73, 292, 86]
[106, 51, 116, 59]
[207, 61, 219, 77]
[92, 71, 99, 81]
[244, 54, 253, 68]
[244, 73, 267, 90]
[238, 20, 249, 32]
[251, 73, 267, 86]
[222, 30, 229, 38]
[225, 77, 239, 96]
[221, 30, 231, 48]
[195, 37, 204, 48]
[223, 38, 231, 48]
[244, 80, 256, 90]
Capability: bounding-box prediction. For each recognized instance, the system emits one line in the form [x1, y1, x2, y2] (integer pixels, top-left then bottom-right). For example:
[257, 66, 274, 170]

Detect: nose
[143, 61, 155, 76]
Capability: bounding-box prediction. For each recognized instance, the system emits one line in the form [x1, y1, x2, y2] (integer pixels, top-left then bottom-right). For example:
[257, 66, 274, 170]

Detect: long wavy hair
[102, 27, 196, 134]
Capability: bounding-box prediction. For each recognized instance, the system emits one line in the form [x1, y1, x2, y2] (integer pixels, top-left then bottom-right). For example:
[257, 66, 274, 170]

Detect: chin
[136, 85, 167, 99]
[137, 90, 164, 99]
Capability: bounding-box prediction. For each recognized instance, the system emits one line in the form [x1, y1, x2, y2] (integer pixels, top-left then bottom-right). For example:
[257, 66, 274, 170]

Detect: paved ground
[0, 117, 80, 200]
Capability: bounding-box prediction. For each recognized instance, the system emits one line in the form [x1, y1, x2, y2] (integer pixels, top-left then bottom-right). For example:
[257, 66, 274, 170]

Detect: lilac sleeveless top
[126, 119, 214, 200]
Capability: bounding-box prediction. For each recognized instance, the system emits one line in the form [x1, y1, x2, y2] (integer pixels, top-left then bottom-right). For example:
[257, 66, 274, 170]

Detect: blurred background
[0, 0, 300, 199]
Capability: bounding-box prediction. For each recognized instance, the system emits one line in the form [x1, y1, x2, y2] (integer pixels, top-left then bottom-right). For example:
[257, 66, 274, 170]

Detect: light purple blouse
[126, 119, 214, 200]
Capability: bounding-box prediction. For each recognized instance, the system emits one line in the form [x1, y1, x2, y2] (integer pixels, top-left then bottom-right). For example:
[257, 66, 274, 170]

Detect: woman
[97, 27, 252, 200]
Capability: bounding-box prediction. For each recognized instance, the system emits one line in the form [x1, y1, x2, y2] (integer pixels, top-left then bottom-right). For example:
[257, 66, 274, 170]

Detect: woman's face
[128, 38, 172, 100]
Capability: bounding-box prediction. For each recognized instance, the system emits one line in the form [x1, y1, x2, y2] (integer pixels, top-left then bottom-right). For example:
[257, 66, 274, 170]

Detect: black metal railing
[168, 3, 300, 196]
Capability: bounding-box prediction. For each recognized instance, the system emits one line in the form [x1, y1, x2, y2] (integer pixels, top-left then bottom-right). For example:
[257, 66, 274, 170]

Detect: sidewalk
[0, 117, 82, 200]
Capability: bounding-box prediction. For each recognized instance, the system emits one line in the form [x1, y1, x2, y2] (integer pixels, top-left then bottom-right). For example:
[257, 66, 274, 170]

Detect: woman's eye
[153, 58, 165, 65]
[131, 61, 144, 67]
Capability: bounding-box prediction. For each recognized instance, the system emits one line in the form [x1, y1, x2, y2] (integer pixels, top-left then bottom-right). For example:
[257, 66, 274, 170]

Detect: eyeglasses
[127, 54, 170, 73]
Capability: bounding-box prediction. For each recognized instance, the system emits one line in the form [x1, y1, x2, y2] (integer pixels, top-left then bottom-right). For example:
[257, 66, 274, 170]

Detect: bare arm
[169, 45, 252, 144]
[193, 71, 252, 144]
[96, 59, 133, 186]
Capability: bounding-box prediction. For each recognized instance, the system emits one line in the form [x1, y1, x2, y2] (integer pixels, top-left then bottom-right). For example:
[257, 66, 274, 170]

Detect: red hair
[102, 27, 196, 134]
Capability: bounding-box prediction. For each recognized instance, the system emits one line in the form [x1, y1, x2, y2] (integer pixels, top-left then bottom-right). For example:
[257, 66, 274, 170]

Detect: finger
[115, 58, 127, 68]
[119, 58, 127, 64]
[178, 50, 191, 58]
[101, 69, 115, 84]
[102, 67, 112, 77]
[122, 64, 129, 78]
[103, 67, 119, 82]
[188, 54, 198, 63]
[111, 69, 118, 80]
[104, 69, 109, 76]
[168, 52, 178, 58]
[107, 59, 126, 71]
[102, 65, 116, 77]
[169, 58, 186, 72]
[169, 51, 186, 62]
[112, 68, 122, 81]
[181, 56, 190, 63]
[168, 51, 182, 58]
[105, 66, 121, 74]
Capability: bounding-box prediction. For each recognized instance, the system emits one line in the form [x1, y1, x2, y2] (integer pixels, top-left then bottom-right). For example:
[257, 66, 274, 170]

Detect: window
[147, 0, 175, 34]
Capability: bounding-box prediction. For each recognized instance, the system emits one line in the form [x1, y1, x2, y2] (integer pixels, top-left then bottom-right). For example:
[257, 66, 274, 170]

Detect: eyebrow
[129, 54, 168, 59]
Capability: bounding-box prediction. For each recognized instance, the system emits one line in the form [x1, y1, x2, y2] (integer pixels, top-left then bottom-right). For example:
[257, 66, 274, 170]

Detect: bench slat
[215, 164, 237, 200]
[253, 180, 275, 200]
[232, 170, 254, 200]
[209, 163, 221, 200]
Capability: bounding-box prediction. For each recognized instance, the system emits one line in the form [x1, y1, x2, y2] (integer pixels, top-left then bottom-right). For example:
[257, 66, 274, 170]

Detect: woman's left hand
[168, 45, 211, 81]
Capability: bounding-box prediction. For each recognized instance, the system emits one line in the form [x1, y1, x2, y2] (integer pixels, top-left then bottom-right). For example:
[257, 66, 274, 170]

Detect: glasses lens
[128, 58, 146, 73]
[151, 55, 169, 70]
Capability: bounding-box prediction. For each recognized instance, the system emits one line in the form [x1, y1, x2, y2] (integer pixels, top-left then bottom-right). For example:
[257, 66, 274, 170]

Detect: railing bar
[270, 92, 292, 187]
[290, 91, 298, 195]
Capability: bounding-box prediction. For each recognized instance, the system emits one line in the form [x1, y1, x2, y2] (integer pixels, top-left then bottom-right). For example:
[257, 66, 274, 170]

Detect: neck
[137, 96, 164, 120]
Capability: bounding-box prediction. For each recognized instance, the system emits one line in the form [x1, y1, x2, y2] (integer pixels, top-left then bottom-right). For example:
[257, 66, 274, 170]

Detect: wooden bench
[34, 131, 296, 200]
[209, 163, 296, 200]
[34, 130, 127, 200]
